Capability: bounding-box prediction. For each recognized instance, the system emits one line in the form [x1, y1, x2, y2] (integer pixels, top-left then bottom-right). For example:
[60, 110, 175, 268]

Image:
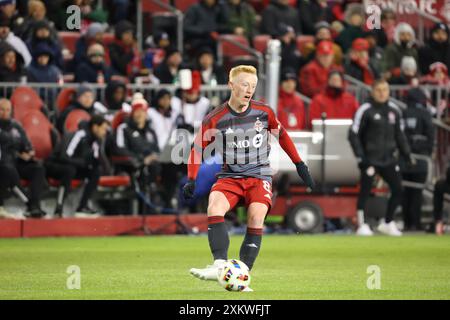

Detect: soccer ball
[217, 259, 251, 292]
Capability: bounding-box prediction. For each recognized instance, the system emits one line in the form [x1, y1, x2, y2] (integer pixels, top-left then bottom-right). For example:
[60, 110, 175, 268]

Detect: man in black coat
[297, 0, 332, 35]
[260, 0, 301, 37]
[419, 22, 450, 75]
[45, 115, 109, 217]
[0, 98, 47, 218]
[349, 79, 413, 236]
[74, 43, 111, 84]
[401, 88, 434, 231]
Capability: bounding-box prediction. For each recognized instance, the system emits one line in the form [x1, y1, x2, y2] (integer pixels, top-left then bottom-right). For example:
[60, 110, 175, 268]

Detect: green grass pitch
[0, 235, 449, 300]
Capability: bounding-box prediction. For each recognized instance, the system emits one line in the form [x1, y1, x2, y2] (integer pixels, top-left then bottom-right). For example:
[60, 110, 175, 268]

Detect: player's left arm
[267, 108, 315, 189]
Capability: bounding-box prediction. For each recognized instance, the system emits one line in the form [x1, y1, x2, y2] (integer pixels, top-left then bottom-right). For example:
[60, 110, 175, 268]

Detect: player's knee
[247, 213, 266, 228]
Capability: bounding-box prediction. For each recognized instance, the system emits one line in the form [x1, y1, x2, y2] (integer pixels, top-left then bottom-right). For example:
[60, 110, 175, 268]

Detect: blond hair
[229, 65, 257, 82]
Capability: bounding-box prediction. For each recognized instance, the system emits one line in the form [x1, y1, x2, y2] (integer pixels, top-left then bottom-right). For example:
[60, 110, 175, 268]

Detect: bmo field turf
[0, 235, 449, 300]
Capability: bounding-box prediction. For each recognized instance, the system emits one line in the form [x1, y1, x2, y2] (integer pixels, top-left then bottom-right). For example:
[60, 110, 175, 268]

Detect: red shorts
[210, 177, 273, 212]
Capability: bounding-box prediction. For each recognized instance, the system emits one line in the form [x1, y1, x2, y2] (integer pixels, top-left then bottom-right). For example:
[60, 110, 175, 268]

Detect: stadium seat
[10, 86, 44, 121]
[141, 0, 170, 13]
[56, 88, 76, 113]
[20, 110, 56, 161]
[219, 34, 250, 58]
[296, 35, 315, 56]
[173, 0, 198, 12]
[253, 34, 271, 54]
[64, 109, 91, 133]
[111, 110, 129, 130]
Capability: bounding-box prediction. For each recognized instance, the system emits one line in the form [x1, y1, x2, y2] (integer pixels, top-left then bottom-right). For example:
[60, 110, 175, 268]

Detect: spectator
[114, 98, 160, 202]
[195, 46, 226, 85]
[75, 43, 112, 84]
[401, 88, 434, 231]
[299, 40, 341, 98]
[183, 0, 230, 57]
[144, 31, 171, 71]
[0, 42, 24, 82]
[108, 20, 142, 80]
[335, 3, 365, 53]
[45, 115, 110, 217]
[345, 38, 379, 85]
[363, 30, 384, 74]
[0, 11, 31, 66]
[389, 56, 418, 85]
[172, 71, 210, 130]
[26, 42, 62, 83]
[372, 8, 397, 49]
[420, 62, 450, 117]
[303, 21, 344, 66]
[16, 0, 59, 44]
[277, 24, 302, 73]
[57, 84, 107, 133]
[309, 70, 358, 127]
[0, 98, 47, 218]
[148, 89, 182, 152]
[0, 0, 25, 35]
[418, 22, 450, 75]
[277, 68, 305, 130]
[223, 0, 256, 42]
[105, 80, 130, 112]
[154, 47, 182, 84]
[260, 0, 301, 37]
[382, 22, 418, 80]
[26, 20, 63, 69]
[348, 79, 413, 236]
[297, 0, 332, 35]
[73, 22, 107, 67]
[432, 164, 450, 235]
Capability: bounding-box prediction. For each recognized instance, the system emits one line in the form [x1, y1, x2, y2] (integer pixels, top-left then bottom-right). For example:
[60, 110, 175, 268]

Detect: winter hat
[431, 22, 449, 37]
[86, 22, 106, 38]
[344, 3, 364, 25]
[280, 68, 297, 82]
[429, 61, 448, 75]
[114, 20, 134, 40]
[316, 40, 334, 55]
[401, 56, 417, 74]
[76, 83, 94, 99]
[405, 88, 427, 108]
[315, 21, 331, 33]
[277, 23, 295, 37]
[185, 70, 201, 94]
[131, 92, 148, 114]
[32, 42, 53, 59]
[394, 22, 416, 46]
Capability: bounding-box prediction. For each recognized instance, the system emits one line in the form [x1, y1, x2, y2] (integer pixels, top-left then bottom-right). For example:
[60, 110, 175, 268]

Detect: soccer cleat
[377, 221, 402, 236]
[435, 221, 444, 235]
[190, 259, 225, 281]
[74, 207, 100, 218]
[241, 286, 254, 292]
[24, 206, 46, 219]
[356, 223, 374, 236]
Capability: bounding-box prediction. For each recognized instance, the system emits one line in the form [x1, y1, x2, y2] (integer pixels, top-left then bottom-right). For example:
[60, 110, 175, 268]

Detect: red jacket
[277, 89, 306, 130]
[309, 88, 359, 128]
[299, 60, 342, 98]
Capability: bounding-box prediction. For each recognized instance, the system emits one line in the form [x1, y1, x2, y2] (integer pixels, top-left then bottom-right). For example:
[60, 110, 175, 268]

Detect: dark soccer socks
[239, 227, 263, 271]
[208, 216, 229, 261]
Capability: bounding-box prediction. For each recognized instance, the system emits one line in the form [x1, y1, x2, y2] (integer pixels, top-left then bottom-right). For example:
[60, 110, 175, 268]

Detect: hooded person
[75, 43, 111, 84]
[345, 38, 379, 85]
[73, 22, 107, 67]
[277, 23, 302, 73]
[420, 62, 450, 116]
[105, 80, 130, 111]
[401, 88, 434, 231]
[419, 22, 450, 75]
[25, 19, 63, 69]
[277, 68, 306, 130]
[309, 69, 359, 128]
[382, 22, 418, 79]
[108, 20, 142, 79]
[389, 56, 418, 85]
[26, 41, 61, 82]
[0, 40, 24, 82]
[154, 46, 183, 84]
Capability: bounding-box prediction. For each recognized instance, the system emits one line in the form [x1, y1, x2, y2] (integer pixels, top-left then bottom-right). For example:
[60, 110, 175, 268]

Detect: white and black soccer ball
[217, 259, 251, 292]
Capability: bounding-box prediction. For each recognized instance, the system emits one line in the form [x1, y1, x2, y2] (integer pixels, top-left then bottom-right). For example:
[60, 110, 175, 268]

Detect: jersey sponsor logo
[388, 111, 396, 124]
[227, 139, 251, 149]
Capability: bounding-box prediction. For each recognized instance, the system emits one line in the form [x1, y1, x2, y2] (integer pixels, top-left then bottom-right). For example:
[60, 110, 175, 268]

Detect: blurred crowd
[0, 0, 449, 233]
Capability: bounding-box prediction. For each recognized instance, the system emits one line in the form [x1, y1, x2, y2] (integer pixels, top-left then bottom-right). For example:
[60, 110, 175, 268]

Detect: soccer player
[183, 65, 315, 291]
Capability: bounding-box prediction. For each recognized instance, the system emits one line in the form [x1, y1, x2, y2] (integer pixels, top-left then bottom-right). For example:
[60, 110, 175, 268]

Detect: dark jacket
[336, 24, 365, 53]
[26, 42, 61, 83]
[348, 99, 411, 167]
[154, 61, 178, 84]
[105, 81, 127, 110]
[0, 119, 33, 165]
[344, 59, 379, 84]
[26, 20, 64, 69]
[403, 101, 434, 156]
[48, 127, 100, 168]
[74, 60, 111, 83]
[183, 0, 230, 39]
[297, 0, 332, 35]
[114, 117, 159, 164]
[418, 39, 450, 75]
[260, 0, 301, 36]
